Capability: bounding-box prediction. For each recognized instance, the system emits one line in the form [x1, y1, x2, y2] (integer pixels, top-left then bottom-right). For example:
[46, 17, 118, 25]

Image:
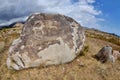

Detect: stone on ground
[7, 13, 85, 70]
[95, 46, 115, 63]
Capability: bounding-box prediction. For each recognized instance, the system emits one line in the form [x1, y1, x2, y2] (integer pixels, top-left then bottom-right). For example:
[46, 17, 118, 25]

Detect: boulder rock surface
[96, 46, 115, 63]
[7, 13, 85, 70]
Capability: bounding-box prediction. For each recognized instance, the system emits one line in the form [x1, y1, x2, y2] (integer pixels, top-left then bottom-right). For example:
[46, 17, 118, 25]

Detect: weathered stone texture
[7, 13, 85, 70]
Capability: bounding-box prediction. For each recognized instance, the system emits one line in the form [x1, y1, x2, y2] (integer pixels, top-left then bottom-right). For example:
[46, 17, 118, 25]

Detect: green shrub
[80, 45, 89, 56]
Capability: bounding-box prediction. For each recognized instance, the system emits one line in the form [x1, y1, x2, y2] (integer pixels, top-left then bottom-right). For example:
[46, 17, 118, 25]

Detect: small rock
[117, 67, 120, 71]
[62, 67, 65, 71]
[76, 59, 80, 62]
[95, 46, 115, 63]
[113, 50, 120, 60]
[79, 62, 85, 67]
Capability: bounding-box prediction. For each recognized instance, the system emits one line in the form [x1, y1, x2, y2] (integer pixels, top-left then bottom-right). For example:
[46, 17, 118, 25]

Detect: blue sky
[93, 0, 120, 35]
[0, 0, 119, 35]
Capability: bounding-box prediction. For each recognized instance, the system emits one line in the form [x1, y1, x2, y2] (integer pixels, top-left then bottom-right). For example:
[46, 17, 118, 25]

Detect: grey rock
[96, 46, 115, 63]
[79, 62, 85, 67]
[7, 13, 85, 70]
[113, 50, 120, 60]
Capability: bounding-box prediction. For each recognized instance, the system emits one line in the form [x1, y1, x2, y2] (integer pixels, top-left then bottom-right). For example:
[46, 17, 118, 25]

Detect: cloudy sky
[0, 0, 119, 35]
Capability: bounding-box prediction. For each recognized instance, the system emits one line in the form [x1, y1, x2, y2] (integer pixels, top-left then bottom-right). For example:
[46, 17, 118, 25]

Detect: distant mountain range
[84, 27, 120, 38]
[0, 21, 25, 29]
[0, 21, 119, 38]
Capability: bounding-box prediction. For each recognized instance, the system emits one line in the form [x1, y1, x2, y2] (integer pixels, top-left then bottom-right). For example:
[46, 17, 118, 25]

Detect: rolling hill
[0, 26, 120, 80]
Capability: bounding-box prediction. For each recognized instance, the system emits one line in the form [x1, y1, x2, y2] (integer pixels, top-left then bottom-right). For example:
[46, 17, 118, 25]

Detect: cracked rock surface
[7, 13, 85, 70]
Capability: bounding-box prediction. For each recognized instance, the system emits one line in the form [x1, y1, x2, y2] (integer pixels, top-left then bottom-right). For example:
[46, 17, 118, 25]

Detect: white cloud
[0, 0, 103, 28]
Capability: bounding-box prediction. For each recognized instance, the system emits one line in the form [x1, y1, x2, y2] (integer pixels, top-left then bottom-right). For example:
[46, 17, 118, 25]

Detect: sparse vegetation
[85, 28, 120, 46]
[0, 27, 120, 80]
[0, 41, 5, 53]
[80, 45, 89, 56]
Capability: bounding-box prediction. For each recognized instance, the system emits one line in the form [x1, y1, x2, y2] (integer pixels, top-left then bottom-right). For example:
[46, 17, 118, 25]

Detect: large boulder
[95, 46, 115, 63]
[7, 13, 85, 70]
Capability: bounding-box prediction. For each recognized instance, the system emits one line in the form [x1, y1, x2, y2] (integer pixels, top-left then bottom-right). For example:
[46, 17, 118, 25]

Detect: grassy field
[85, 28, 120, 47]
[0, 28, 120, 80]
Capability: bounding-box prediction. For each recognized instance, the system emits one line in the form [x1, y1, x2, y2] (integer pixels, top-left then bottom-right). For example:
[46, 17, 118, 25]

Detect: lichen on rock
[7, 13, 85, 70]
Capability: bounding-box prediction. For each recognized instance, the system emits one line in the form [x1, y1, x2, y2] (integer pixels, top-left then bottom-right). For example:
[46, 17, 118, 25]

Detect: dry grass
[0, 41, 5, 53]
[0, 28, 120, 80]
[85, 28, 120, 47]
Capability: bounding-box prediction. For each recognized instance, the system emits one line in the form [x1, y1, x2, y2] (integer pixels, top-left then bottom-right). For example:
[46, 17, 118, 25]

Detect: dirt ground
[0, 28, 120, 80]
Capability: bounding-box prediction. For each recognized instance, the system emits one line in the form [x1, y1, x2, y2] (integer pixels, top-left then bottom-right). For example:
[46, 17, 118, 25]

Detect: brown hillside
[0, 27, 120, 80]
